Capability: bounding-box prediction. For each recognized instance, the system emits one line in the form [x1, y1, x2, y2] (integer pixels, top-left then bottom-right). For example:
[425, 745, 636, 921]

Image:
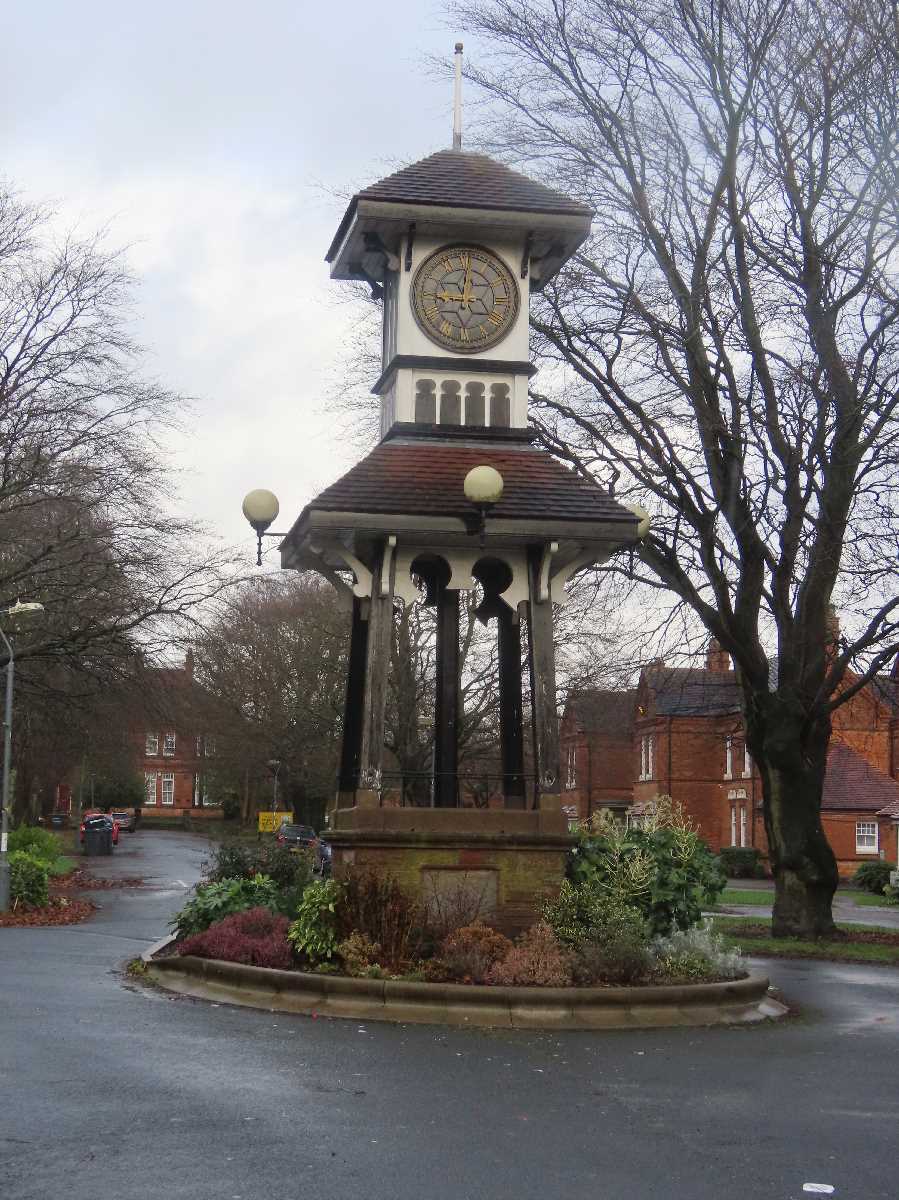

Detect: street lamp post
[0, 600, 46, 912]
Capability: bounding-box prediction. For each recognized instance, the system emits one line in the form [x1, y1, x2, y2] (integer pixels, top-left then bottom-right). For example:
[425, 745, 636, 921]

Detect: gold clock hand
[437, 288, 464, 303]
[460, 259, 473, 309]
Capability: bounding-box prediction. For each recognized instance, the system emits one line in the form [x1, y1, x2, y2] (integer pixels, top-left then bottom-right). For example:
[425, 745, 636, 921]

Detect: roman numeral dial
[411, 244, 519, 353]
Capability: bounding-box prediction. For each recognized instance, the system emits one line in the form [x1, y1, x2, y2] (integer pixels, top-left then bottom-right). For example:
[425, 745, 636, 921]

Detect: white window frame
[639, 735, 655, 781]
[730, 806, 737, 847]
[565, 743, 576, 791]
[205, 736, 216, 757]
[740, 805, 748, 847]
[161, 773, 175, 806]
[724, 736, 733, 780]
[195, 735, 202, 758]
[856, 821, 878, 855]
[742, 743, 752, 777]
[145, 733, 159, 756]
[163, 731, 176, 757]
[144, 771, 157, 806]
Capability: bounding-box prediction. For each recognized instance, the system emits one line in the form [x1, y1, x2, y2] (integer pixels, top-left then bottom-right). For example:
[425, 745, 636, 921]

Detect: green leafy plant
[287, 879, 343, 965]
[9, 851, 50, 908]
[486, 922, 573, 987]
[571, 799, 725, 935]
[8, 826, 60, 864]
[851, 860, 896, 896]
[171, 874, 281, 937]
[440, 921, 512, 984]
[717, 847, 766, 879]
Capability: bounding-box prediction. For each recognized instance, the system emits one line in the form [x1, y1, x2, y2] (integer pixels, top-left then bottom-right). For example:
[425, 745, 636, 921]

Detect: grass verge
[719, 889, 773, 906]
[711, 916, 899, 966]
[48, 856, 77, 877]
[837, 889, 897, 907]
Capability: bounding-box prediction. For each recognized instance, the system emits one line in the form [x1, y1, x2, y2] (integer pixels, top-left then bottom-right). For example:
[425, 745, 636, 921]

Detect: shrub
[337, 931, 383, 977]
[419, 871, 494, 946]
[486, 923, 573, 987]
[171, 874, 281, 937]
[717, 847, 766, 879]
[9, 851, 50, 908]
[851, 860, 896, 895]
[571, 799, 725, 935]
[205, 840, 313, 895]
[883, 885, 899, 905]
[337, 872, 421, 969]
[544, 880, 651, 985]
[440, 921, 512, 984]
[178, 908, 293, 969]
[652, 922, 744, 983]
[287, 879, 343, 965]
[8, 826, 60, 864]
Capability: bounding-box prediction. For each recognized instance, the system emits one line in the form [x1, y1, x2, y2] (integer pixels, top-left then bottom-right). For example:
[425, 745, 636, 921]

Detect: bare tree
[0, 188, 234, 676]
[458, 0, 899, 935]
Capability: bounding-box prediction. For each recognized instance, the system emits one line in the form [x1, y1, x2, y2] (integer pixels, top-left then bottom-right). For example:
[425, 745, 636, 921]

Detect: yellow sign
[257, 811, 285, 833]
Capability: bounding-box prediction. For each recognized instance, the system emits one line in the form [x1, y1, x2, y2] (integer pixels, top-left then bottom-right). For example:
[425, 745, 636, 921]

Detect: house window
[856, 822, 878, 854]
[161, 773, 175, 806]
[163, 732, 176, 757]
[205, 737, 216, 757]
[145, 733, 159, 756]
[565, 744, 576, 790]
[195, 735, 202, 757]
[144, 772, 157, 805]
[742, 744, 752, 777]
[639, 735, 655, 781]
[728, 790, 748, 847]
[740, 805, 748, 847]
[724, 736, 733, 779]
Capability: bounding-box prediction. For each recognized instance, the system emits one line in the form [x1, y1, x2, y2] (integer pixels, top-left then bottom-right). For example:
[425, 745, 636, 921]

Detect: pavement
[1, 832, 898, 1200]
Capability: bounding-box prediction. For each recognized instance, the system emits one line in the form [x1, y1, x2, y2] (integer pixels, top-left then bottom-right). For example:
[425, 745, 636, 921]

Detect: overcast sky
[3, 0, 478, 563]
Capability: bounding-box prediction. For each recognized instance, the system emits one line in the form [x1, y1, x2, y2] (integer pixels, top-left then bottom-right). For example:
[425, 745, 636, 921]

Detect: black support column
[336, 596, 369, 807]
[527, 545, 561, 809]
[497, 606, 526, 808]
[357, 540, 396, 804]
[433, 581, 460, 807]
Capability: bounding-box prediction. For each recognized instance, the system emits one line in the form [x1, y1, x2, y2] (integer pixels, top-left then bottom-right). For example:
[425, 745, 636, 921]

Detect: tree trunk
[750, 694, 838, 938]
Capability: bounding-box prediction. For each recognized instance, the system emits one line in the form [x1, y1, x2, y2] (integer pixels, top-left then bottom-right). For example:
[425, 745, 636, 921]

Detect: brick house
[138, 652, 222, 821]
[562, 641, 899, 875]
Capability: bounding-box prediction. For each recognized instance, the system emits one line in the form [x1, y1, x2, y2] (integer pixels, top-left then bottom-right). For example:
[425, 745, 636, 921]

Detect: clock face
[411, 244, 519, 353]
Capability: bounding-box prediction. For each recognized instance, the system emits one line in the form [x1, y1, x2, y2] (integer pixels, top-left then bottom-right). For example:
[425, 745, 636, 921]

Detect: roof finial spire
[452, 42, 463, 150]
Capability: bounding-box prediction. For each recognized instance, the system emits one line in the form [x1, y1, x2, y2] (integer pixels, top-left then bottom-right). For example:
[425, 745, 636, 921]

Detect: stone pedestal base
[327, 806, 574, 937]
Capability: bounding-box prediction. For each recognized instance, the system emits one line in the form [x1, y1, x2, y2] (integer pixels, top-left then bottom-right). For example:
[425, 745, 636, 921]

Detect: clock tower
[275, 51, 645, 933]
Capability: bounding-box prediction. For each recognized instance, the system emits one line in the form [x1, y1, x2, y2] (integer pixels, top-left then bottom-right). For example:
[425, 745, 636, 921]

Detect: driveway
[0, 832, 896, 1200]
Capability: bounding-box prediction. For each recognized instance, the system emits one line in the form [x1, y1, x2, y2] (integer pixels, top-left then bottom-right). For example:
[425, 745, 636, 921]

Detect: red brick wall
[138, 727, 220, 812]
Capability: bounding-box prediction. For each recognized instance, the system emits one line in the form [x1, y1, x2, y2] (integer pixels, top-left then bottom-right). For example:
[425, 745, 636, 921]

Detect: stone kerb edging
[143, 941, 787, 1029]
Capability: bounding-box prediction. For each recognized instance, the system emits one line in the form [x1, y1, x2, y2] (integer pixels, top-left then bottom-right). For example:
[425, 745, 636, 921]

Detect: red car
[79, 812, 120, 845]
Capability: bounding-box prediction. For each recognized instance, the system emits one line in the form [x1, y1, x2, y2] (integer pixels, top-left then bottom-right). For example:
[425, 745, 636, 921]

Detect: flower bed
[0, 897, 96, 927]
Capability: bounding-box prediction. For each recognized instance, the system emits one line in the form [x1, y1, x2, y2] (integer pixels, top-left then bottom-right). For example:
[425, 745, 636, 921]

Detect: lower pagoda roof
[281, 425, 638, 572]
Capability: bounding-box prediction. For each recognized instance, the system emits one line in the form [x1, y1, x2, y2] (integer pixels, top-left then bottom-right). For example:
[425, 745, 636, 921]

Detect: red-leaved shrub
[440, 921, 512, 983]
[486, 922, 573, 987]
[178, 907, 293, 969]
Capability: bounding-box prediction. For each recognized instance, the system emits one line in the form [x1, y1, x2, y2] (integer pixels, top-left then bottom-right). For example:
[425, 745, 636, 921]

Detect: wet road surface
[1, 831, 897, 1200]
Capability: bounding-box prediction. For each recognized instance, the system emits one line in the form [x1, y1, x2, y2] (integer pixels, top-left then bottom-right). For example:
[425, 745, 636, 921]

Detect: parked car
[110, 810, 136, 832]
[276, 823, 318, 851]
[80, 812, 119, 845]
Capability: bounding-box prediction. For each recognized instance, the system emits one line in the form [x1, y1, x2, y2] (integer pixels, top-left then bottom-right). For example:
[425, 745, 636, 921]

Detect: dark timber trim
[357, 542, 395, 793]
[372, 354, 536, 395]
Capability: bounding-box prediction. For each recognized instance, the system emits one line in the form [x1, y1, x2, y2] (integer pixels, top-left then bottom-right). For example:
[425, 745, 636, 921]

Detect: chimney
[706, 638, 731, 673]
[184, 648, 195, 679]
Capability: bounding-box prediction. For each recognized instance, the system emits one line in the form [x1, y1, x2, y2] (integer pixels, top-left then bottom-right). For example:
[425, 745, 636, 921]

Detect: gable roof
[328, 150, 592, 262]
[567, 689, 636, 735]
[642, 665, 742, 718]
[823, 741, 899, 812]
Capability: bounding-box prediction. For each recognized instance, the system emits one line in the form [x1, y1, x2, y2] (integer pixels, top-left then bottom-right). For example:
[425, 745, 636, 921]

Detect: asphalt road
[1, 831, 897, 1200]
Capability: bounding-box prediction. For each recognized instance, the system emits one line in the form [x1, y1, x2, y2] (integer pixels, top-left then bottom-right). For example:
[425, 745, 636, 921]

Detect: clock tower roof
[327, 149, 592, 288]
